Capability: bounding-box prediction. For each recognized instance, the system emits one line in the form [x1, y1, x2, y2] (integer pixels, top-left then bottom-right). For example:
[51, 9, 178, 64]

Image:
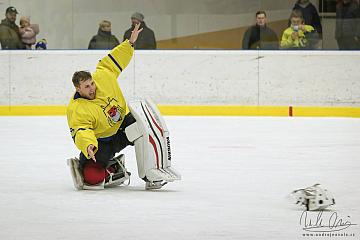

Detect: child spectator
[281, 10, 320, 49]
[291, 0, 322, 37]
[35, 38, 47, 50]
[19, 16, 39, 49]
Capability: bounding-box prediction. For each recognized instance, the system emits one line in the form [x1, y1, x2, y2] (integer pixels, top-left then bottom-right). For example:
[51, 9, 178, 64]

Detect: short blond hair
[290, 9, 303, 20]
[20, 16, 30, 26]
[72, 71, 92, 87]
[99, 20, 111, 28]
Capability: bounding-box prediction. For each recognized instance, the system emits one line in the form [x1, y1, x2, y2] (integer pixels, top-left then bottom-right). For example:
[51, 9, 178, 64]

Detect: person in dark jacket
[0, 6, 24, 49]
[291, 0, 322, 37]
[88, 20, 120, 50]
[242, 11, 279, 50]
[123, 12, 156, 49]
[335, 0, 360, 50]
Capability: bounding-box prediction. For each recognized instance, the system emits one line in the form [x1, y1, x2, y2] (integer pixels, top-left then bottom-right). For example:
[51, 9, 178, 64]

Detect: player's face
[256, 14, 266, 27]
[76, 78, 96, 100]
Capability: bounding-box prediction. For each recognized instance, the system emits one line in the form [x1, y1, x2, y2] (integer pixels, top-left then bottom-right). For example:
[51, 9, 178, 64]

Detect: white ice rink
[0, 116, 359, 240]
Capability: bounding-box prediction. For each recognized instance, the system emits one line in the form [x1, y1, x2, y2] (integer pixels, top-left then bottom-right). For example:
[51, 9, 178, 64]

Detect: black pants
[79, 113, 136, 169]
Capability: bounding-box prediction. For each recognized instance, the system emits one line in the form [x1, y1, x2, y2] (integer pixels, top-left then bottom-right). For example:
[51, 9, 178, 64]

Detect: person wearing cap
[0, 6, 24, 49]
[88, 20, 120, 49]
[123, 12, 156, 49]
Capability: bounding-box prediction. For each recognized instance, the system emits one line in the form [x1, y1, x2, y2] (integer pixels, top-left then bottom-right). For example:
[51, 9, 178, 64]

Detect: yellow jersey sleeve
[92, 40, 134, 86]
[67, 103, 98, 158]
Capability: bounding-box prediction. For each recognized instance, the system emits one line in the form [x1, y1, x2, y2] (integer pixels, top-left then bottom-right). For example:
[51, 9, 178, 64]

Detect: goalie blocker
[126, 99, 181, 188]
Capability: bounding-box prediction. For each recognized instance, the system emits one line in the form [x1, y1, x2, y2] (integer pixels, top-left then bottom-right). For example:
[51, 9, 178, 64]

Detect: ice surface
[0, 116, 359, 240]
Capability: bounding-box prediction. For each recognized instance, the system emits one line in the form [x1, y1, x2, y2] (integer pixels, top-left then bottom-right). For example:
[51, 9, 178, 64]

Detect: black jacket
[335, 1, 359, 39]
[242, 25, 279, 50]
[88, 29, 120, 50]
[123, 22, 156, 49]
[292, 2, 323, 35]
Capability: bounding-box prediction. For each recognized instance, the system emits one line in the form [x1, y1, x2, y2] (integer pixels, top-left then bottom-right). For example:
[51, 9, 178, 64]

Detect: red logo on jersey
[108, 106, 117, 118]
[101, 98, 124, 127]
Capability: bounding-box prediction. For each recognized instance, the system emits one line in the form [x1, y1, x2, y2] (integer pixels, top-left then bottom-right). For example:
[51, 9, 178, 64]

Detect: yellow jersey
[67, 40, 134, 158]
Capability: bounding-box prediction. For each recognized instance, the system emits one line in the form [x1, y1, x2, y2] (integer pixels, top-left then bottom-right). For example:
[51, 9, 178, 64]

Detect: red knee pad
[83, 161, 105, 185]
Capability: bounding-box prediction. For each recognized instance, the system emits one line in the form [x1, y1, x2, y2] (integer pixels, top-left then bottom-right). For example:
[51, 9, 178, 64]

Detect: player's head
[255, 11, 267, 27]
[72, 71, 96, 100]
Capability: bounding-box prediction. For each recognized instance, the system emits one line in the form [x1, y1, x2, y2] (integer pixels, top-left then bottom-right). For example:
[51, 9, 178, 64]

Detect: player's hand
[87, 144, 97, 162]
[129, 23, 143, 45]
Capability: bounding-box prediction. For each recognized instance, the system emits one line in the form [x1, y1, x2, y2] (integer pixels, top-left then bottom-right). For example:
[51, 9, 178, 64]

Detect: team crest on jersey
[101, 98, 125, 127]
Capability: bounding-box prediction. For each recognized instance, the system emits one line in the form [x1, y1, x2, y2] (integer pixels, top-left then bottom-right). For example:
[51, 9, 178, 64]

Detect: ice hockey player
[67, 23, 180, 190]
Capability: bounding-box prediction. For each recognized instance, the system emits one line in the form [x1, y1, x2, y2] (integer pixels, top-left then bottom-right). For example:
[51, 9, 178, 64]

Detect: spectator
[242, 10, 279, 50]
[88, 20, 120, 49]
[19, 16, 39, 49]
[123, 12, 156, 49]
[335, 0, 360, 50]
[35, 39, 47, 50]
[281, 10, 319, 49]
[0, 6, 24, 49]
[291, 0, 322, 37]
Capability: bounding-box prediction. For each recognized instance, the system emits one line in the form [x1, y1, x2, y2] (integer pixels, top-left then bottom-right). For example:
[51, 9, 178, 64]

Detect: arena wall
[0, 50, 359, 116]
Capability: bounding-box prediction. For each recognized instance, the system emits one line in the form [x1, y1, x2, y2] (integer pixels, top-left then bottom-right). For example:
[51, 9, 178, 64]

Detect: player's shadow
[105, 185, 181, 193]
[290, 206, 336, 212]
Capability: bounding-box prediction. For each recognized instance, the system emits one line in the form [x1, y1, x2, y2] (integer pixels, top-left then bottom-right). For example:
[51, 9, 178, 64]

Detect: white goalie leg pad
[125, 99, 181, 183]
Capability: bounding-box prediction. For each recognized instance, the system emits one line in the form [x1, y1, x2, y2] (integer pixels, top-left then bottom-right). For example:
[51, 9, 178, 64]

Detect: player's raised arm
[93, 23, 143, 80]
